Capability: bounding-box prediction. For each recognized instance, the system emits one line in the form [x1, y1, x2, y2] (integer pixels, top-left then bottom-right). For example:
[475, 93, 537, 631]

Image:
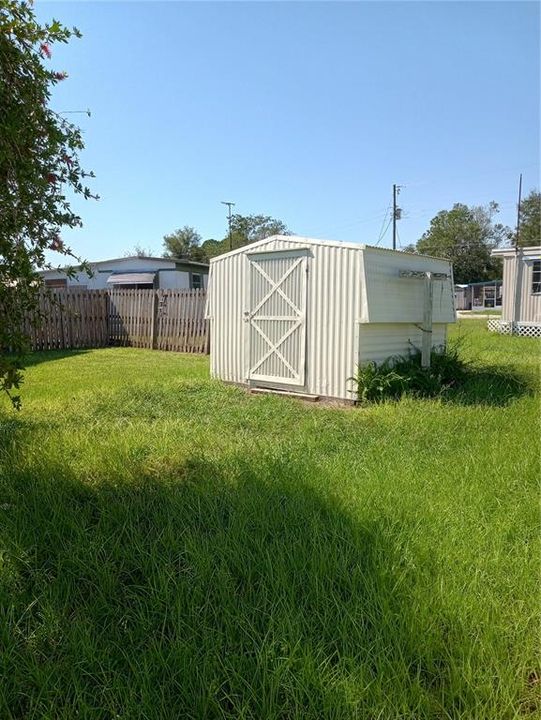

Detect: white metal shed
[207, 236, 456, 401]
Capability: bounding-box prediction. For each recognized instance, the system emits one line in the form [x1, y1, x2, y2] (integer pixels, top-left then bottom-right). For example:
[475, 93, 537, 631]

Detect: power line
[399, 162, 539, 190]
[374, 204, 391, 245]
[57, 109, 91, 116]
[306, 206, 390, 238]
[375, 211, 393, 246]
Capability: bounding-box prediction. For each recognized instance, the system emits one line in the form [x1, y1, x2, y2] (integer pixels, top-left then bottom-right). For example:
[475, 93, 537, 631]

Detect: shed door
[246, 251, 307, 386]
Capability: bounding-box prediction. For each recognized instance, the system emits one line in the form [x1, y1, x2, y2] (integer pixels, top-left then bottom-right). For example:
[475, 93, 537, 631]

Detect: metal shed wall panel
[358, 323, 447, 364]
[208, 253, 245, 383]
[303, 241, 361, 399]
[361, 249, 454, 324]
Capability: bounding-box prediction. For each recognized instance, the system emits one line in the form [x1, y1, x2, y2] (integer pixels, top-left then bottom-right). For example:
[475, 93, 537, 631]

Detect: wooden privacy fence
[23, 288, 209, 353]
[22, 289, 109, 351]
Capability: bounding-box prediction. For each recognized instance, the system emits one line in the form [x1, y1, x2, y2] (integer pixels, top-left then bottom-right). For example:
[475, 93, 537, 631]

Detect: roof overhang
[492, 245, 541, 258]
[209, 234, 450, 263]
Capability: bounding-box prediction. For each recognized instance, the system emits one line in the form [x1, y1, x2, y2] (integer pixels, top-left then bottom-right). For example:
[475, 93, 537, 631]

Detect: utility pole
[221, 201, 235, 250]
[392, 184, 403, 250]
[515, 173, 522, 248]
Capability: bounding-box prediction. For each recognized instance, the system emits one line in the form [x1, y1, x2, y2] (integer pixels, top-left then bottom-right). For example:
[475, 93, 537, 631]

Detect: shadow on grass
[21, 349, 92, 368]
[442, 364, 535, 407]
[0, 445, 527, 719]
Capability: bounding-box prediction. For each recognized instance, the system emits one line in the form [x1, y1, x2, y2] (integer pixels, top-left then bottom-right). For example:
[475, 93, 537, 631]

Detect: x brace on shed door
[246, 251, 307, 386]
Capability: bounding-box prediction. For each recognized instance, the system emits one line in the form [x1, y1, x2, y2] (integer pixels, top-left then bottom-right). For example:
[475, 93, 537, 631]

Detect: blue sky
[40, 1, 539, 262]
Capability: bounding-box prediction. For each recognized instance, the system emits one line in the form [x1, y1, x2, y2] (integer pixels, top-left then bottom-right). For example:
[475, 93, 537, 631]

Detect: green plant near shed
[350, 341, 470, 404]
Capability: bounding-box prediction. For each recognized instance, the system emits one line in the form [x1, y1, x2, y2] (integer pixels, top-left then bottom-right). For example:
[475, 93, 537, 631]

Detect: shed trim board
[209, 236, 455, 401]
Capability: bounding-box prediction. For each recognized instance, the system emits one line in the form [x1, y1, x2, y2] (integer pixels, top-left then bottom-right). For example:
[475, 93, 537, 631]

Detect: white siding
[90, 258, 174, 289]
[519, 260, 541, 323]
[93, 258, 176, 272]
[41, 257, 208, 291]
[159, 271, 191, 290]
[501, 255, 516, 322]
[500, 252, 541, 324]
[41, 269, 92, 287]
[358, 323, 447, 364]
[209, 236, 455, 401]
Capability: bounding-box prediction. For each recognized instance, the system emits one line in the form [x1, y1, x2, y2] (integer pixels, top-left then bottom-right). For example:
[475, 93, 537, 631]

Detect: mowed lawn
[0, 322, 539, 719]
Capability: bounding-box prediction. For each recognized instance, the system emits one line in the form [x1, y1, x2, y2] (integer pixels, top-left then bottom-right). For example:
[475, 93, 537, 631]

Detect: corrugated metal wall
[303, 241, 361, 399]
[501, 253, 541, 323]
[207, 252, 246, 383]
[358, 323, 447, 363]
[209, 237, 456, 401]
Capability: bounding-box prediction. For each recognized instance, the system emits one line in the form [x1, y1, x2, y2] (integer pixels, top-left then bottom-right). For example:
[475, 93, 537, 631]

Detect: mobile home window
[191, 273, 203, 290]
[45, 278, 67, 288]
[533, 260, 541, 294]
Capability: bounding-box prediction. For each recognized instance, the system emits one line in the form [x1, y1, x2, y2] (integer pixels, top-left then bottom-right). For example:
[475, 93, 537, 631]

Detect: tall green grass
[0, 322, 539, 719]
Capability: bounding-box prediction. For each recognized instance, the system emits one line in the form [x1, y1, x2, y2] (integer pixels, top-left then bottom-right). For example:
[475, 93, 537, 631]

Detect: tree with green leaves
[416, 202, 510, 283]
[162, 215, 291, 263]
[517, 190, 541, 247]
[201, 214, 291, 260]
[1, 0, 96, 406]
[124, 244, 155, 258]
[162, 226, 207, 262]
[229, 213, 290, 246]
[199, 238, 221, 261]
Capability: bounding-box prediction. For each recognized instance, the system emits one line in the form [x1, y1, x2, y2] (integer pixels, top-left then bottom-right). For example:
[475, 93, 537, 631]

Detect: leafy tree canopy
[163, 215, 291, 263]
[201, 214, 291, 260]
[162, 226, 207, 263]
[416, 202, 510, 283]
[517, 189, 541, 248]
[0, 0, 95, 406]
[124, 244, 155, 258]
[229, 214, 290, 246]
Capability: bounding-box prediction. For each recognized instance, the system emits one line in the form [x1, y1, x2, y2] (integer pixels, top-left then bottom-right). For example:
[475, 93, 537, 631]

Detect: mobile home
[489, 246, 541, 336]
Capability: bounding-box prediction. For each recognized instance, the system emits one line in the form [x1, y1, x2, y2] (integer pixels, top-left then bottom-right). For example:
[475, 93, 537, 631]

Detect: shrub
[350, 342, 470, 404]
